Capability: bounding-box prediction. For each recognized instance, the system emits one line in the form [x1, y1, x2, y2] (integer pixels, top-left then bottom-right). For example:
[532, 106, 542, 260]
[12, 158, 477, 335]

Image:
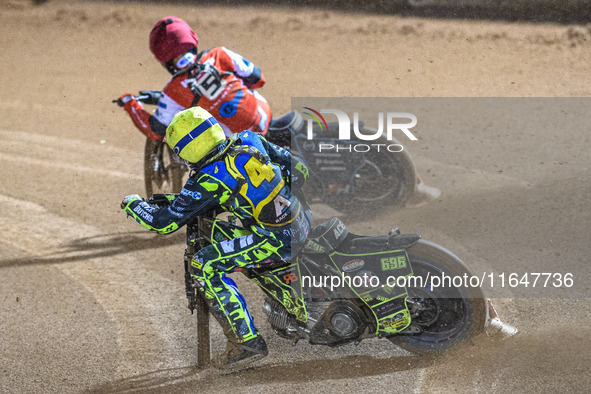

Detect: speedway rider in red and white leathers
[119, 16, 272, 141]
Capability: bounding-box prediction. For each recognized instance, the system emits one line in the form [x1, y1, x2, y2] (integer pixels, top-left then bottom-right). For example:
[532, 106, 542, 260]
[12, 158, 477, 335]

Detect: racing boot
[215, 334, 268, 368]
[191, 270, 267, 368]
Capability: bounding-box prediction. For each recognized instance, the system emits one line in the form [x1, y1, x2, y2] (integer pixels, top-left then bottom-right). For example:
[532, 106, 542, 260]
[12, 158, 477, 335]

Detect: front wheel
[144, 138, 186, 197]
[388, 240, 487, 353]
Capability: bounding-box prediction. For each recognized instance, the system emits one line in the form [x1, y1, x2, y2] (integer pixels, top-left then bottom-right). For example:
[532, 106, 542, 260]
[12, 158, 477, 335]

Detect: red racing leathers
[123, 47, 272, 141]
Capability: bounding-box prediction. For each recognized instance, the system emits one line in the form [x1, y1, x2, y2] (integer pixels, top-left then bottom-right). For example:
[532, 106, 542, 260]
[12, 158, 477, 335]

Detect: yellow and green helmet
[165, 107, 226, 163]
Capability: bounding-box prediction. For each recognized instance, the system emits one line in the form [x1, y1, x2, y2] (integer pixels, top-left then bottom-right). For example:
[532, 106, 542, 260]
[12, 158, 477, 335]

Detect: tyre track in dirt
[0, 240, 118, 393]
[0, 130, 199, 387]
[0, 194, 198, 382]
[0, 130, 142, 181]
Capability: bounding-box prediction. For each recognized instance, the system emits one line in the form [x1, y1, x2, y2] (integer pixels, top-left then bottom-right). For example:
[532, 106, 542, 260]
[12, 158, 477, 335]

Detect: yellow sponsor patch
[191, 259, 203, 270]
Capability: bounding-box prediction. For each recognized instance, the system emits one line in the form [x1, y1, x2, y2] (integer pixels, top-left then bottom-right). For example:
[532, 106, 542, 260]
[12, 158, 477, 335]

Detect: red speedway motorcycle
[114, 92, 419, 211]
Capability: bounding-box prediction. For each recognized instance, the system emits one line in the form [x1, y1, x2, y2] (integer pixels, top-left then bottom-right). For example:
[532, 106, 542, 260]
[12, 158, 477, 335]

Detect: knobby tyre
[331, 133, 417, 211]
[144, 138, 185, 197]
[388, 240, 487, 353]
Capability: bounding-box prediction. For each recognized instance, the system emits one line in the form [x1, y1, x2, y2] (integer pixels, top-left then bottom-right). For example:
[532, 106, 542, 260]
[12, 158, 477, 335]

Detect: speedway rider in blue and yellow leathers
[121, 106, 312, 367]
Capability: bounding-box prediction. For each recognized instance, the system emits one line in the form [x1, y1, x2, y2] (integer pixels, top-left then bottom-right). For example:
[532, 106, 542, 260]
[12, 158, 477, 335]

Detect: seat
[268, 111, 304, 131]
[302, 217, 349, 254]
[266, 112, 305, 148]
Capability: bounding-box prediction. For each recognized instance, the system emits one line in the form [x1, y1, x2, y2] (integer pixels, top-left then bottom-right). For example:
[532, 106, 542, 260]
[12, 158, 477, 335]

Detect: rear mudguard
[348, 233, 421, 253]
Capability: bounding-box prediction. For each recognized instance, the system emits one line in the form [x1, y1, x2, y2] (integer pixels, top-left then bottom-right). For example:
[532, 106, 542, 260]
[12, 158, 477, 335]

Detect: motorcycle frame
[183, 212, 418, 366]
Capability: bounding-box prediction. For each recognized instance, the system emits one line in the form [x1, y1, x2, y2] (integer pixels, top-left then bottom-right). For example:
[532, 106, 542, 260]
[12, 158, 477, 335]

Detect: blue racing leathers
[122, 131, 312, 343]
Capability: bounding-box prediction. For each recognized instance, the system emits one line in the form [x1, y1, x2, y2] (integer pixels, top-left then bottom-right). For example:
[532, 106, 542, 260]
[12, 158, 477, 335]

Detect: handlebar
[112, 91, 162, 107]
[147, 193, 179, 206]
[112, 94, 152, 107]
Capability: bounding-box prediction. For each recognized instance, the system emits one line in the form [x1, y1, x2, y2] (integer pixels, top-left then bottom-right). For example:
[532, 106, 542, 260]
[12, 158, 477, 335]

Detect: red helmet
[149, 16, 199, 64]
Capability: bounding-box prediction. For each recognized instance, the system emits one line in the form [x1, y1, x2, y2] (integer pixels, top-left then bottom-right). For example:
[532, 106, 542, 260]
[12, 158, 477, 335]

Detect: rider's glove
[121, 194, 143, 210]
[138, 90, 162, 106]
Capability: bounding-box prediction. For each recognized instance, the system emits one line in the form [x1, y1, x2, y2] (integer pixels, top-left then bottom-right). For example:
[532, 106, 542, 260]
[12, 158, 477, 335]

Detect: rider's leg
[247, 90, 272, 136]
[190, 231, 287, 366]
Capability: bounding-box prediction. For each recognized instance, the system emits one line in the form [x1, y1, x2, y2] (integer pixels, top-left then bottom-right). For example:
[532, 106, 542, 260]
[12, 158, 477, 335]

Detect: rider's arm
[219, 47, 265, 90]
[122, 98, 164, 141]
[259, 135, 309, 189]
[124, 76, 194, 140]
[122, 173, 229, 234]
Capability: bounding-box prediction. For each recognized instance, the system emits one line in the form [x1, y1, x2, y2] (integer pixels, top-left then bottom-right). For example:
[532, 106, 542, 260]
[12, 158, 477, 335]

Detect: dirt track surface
[1, 0, 590, 392]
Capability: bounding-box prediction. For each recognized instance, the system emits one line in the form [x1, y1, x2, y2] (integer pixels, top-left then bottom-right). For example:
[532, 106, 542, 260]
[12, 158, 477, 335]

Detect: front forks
[184, 246, 198, 313]
[184, 226, 203, 313]
[184, 220, 213, 368]
[184, 218, 215, 313]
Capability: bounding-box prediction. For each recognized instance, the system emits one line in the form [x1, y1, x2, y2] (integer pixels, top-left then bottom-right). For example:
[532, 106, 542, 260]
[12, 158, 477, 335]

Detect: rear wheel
[388, 240, 486, 353]
[144, 138, 186, 197]
[353, 134, 416, 206]
[331, 133, 416, 211]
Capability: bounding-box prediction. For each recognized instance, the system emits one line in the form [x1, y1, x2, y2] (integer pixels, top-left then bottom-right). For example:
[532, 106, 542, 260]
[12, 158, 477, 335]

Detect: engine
[309, 300, 367, 346]
[263, 296, 367, 346]
[262, 297, 299, 338]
